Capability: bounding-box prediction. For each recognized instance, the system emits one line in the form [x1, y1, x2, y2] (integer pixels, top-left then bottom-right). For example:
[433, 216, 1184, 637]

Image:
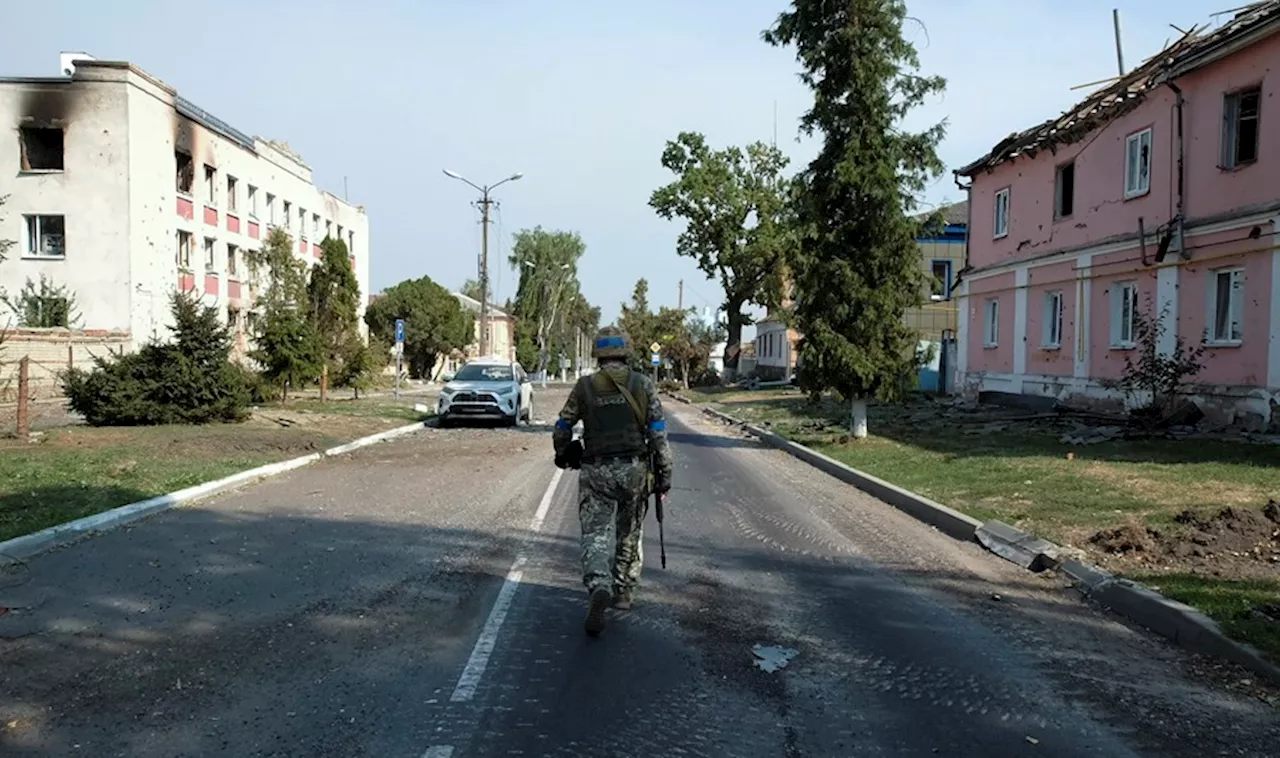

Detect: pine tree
[764, 1, 947, 437]
[246, 227, 323, 399]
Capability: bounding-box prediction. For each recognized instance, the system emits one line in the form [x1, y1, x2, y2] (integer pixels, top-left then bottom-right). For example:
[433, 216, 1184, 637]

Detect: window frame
[1110, 281, 1138, 348]
[1207, 267, 1244, 345]
[203, 165, 217, 205]
[1043, 291, 1064, 349]
[1054, 160, 1075, 219]
[23, 214, 67, 259]
[176, 230, 193, 270]
[983, 298, 1000, 347]
[1220, 85, 1261, 170]
[930, 259, 953, 301]
[203, 237, 217, 272]
[1124, 128, 1152, 199]
[993, 187, 1010, 239]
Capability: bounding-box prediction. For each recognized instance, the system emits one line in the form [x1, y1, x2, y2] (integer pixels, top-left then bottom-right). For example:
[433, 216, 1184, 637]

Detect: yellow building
[903, 200, 968, 341]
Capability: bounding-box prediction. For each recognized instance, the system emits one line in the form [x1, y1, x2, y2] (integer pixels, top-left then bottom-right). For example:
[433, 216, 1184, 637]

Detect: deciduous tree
[649, 132, 793, 381]
[764, 1, 946, 437]
[364, 275, 472, 379]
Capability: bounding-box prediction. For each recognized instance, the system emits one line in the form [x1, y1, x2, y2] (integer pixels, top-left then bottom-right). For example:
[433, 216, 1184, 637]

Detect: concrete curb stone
[674, 393, 1280, 686]
[0, 419, 431, 562]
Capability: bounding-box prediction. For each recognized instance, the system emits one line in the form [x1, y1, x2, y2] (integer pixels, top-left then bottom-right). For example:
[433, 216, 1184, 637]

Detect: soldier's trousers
[577, 458, 650, 593]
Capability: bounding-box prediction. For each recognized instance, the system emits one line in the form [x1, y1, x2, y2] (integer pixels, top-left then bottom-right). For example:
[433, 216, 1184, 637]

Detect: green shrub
[63, 292, 251, 425]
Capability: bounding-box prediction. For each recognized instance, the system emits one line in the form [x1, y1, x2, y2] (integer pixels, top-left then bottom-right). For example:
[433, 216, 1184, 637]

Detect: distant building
[954, 3, 1280, 427]
[0, 52, 370, 356]
[909, 200, 968, 392]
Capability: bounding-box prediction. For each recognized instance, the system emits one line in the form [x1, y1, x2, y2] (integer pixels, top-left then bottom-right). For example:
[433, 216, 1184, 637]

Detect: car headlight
[496, 385, 515, 396]
[440, 385, 457, 396]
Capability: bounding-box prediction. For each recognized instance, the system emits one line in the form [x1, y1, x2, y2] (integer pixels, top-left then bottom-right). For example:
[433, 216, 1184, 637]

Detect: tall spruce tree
[764, 1, 946, 437]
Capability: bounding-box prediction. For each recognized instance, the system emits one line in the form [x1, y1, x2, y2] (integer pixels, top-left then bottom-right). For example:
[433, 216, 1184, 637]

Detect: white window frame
[204, 237, 217, 272]
[283, 201, 292, 229]
[23, 214, 66, 259]
[930, 259, 952, 301]
[176, 230, 193, 269]
[226, 175, 238, 213]
[1109, 281, 1138, 348]
[1207, 267, 1244, 345]
[266, 193, 276, 223]
[993, 188, 1010, 239]
[1043, 291, 1064, 348]
[227, 243, 239, 278]
[247, 185, 258, 219]
[1124, 128, 1152, 198]
[299, 208, 307, 240]
[204, 165, 217, 205]
[983, 298, 999, 347]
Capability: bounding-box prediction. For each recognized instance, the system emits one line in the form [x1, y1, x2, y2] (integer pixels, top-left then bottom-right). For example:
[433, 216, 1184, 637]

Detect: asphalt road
[2, 388, 1277, 757]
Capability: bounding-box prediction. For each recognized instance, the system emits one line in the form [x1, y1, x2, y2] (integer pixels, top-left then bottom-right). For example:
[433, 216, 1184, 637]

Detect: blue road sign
[395, 319, 405, 343]
[650, 352, 660, 366]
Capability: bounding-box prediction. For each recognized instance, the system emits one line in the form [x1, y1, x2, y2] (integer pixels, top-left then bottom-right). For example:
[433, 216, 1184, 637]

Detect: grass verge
[0, 399, 430, 543]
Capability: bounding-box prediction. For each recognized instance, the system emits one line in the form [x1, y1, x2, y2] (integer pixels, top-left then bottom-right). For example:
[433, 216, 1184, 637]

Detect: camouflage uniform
[554, 354, 673, 632]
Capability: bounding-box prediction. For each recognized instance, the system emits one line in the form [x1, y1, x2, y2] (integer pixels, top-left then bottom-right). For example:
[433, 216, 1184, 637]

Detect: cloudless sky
[3, 1, 1226, 338]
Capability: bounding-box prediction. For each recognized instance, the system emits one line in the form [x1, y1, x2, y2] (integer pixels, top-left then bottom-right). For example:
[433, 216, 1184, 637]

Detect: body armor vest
[580, 369, 648, 460]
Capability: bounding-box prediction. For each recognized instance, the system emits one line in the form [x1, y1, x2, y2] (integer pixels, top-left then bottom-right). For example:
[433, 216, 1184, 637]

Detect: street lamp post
[443, 169, 523, 359]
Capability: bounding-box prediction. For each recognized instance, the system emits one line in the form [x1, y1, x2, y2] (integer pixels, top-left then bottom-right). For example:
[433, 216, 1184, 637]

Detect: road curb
[675, 394, 1280, 686]
[0, 419, 431, 562]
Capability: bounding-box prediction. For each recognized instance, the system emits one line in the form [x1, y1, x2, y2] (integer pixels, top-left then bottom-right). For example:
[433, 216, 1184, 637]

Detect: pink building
[954, 3, 1280, 428]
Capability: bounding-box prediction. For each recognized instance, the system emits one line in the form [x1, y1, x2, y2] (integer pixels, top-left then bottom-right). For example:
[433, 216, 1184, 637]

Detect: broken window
[1043, 291, 1064, 348]
[266, 193, 276, 223]
[325, 219, 332, 240]
[227, 244, 239, 277]
[283, 200, 292, 229]
[1221, 87, 1260, 169]
[204, 237, 216, 271]
[228, 306, 242, 331]
[20, 127, 64, 171]
[1055, 161, 1075, 218]
[247, 185, 257, 218]
[204, 165, 216, 205]
[176, 151, 194, 194]
[312, 213, 320, 238]
[227, 175, 238, 212]
[24, 215, 66, 257]
[299, 207, 307, 239]
[176, 230, 193, 269]
[1124, 129, 1151, 197]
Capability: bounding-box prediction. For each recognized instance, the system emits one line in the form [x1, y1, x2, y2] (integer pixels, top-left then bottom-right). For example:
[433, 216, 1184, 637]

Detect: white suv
[437, 358, 534, 427]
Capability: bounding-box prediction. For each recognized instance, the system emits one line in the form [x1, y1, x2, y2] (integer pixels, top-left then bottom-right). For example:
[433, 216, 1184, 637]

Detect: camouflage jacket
[553, 363, 673, 477]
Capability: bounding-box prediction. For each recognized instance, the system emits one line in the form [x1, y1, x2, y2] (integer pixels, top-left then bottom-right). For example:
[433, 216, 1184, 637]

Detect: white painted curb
[0, 419, 431, 561]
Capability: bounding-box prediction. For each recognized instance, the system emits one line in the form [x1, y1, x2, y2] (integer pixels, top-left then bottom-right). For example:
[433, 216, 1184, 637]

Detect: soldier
[553, 325, 673, 637]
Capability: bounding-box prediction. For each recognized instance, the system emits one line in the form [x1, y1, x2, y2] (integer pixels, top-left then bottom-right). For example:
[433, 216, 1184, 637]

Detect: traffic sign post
[394, 319, 405, 399]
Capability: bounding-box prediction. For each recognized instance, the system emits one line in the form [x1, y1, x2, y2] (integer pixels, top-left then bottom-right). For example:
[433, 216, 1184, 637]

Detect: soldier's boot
[612, 589, 633, 610]
[584, 587, 611, 636]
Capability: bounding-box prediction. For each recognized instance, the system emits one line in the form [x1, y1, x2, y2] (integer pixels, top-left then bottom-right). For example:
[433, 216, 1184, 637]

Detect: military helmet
[592, 326, 632, 359]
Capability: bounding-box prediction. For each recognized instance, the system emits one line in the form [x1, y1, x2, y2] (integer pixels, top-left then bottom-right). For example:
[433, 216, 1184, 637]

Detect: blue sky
[4, 1, 1222, 336]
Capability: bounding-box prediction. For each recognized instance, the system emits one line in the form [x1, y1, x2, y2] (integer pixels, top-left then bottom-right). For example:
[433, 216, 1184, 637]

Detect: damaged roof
[955, 1, 1280, 177]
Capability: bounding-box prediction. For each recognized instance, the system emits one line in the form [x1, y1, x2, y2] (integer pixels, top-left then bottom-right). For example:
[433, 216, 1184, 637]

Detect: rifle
[652, 452, 666, 568]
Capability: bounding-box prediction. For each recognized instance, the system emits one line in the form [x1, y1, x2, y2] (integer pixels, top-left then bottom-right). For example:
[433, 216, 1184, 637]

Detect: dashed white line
[448, 468, 565, 703]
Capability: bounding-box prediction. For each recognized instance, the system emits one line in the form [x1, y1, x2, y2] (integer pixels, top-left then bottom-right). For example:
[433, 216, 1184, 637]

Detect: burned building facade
[0, 53, 370, 350]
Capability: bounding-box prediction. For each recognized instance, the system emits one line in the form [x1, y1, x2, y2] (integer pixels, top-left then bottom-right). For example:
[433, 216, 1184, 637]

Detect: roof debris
[955, 1, 1280, 177]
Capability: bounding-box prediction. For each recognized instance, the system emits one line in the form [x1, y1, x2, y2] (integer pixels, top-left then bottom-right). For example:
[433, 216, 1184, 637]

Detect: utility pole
[1112, 9, 1126, 76]
[442, 169, 524, 360]
[478, 192, 492, 358]
[678, 279, 683, 310]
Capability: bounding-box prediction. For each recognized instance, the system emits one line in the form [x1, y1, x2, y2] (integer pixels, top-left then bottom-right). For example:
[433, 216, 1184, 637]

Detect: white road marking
[422, 747, 454, 758]
[448, 468, 565, 703]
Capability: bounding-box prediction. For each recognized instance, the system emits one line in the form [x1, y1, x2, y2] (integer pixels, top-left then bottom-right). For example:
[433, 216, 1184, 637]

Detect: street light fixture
[443, 169, 523, 358]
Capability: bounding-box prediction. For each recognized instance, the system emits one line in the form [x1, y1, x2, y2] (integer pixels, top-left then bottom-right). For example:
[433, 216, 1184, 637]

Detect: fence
[0, 327, 132, 436]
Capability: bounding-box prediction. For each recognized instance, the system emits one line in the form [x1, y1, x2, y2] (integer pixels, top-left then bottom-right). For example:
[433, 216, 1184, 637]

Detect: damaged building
[953, 2, 1280, 430]
[0, 52, 370, 351]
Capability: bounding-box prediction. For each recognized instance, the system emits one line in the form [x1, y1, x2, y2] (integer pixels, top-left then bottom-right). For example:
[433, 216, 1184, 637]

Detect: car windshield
[454, 364, 513, 382]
